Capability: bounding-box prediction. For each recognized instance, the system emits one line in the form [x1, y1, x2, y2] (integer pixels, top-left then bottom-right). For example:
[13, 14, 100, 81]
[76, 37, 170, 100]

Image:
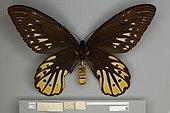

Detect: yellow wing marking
[102, 70, 111, 94]
[46, 55, 56, 61]
[40, 62, 53, 70]
[39, 55, 56, 71]
[52, 70, 63, 94]
[36, 73, 51, 92]
[97, 70, 103, 88]
[108, 72, 121, 95]
[36, 69, 50, 79]
[114, 69, 129, 79]
[97, 70, 101, 78]
[108, 56, 118, 61]
[111, 62, 125, 70]
[43, 73, 56, 95]
[64, 70, 68, 77]
[52, 70, 68, 94]
[114, 74, 128, 91]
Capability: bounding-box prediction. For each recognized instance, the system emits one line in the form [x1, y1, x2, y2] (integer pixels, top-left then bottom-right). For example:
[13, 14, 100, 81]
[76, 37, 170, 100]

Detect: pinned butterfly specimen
[8, 4, 156, 96]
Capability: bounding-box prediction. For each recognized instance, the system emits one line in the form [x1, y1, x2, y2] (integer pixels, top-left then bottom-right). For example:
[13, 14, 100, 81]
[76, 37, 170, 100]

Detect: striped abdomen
[78, 60, 86, 85]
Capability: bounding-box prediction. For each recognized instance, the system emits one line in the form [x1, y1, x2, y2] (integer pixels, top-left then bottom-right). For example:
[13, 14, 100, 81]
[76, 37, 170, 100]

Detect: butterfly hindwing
[87, 48, 130, 96]
[87, 4, 156, 53]
[8, 5, 79, 54]
[35, 49, 79, 96]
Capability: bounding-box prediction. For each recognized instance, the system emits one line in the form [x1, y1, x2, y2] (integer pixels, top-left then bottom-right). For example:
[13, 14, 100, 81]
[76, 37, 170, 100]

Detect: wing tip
[7, 5, 29, 16]
[7, 5, 37, 14]
[8, 5, 23, 12]
[133, 4, 156, 12]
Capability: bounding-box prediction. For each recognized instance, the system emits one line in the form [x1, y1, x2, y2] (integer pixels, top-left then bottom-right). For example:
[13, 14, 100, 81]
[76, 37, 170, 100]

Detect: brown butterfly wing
[87, 4, 156, 53]
[35, 48, 79, 96]
[87, 48, 130, 96]
[8, 5, 79, 54]
[8, 5, 80, 96]
[86, 4, 156, 96]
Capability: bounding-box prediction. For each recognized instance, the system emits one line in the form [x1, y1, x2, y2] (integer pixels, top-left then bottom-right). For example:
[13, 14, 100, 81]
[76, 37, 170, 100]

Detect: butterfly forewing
[87, 4, 156, 53]
[35, 49, 79, 96]
[87, 48, 130, 96]
[8, 5, 79, 53]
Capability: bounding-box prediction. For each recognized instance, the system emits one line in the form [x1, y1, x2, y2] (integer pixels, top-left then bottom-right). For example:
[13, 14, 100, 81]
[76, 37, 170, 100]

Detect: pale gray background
[0, 0, 169, 113]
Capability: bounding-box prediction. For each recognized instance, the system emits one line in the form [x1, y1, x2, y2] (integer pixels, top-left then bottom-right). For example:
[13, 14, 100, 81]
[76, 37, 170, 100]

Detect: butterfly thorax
[78, 40, 87, 85]
[79, 40, 86, 59]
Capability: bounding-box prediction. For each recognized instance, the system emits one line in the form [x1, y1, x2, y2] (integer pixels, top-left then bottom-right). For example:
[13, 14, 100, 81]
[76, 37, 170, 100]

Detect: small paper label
[109, 106, 129, 111]
[64, 101, 75, 110]
[37, 102, 63, 112]
[75, 101, 86, 110]
[28, 102, 36, 109]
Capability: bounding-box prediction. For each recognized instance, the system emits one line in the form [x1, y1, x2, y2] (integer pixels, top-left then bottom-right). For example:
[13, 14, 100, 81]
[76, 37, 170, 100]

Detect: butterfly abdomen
[78, 60, 86, 85]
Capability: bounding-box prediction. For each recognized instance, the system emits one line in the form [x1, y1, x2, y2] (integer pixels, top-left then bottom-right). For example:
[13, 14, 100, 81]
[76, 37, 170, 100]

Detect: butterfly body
[77, 40, 87, 85]
[8, 4, 156, 96]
